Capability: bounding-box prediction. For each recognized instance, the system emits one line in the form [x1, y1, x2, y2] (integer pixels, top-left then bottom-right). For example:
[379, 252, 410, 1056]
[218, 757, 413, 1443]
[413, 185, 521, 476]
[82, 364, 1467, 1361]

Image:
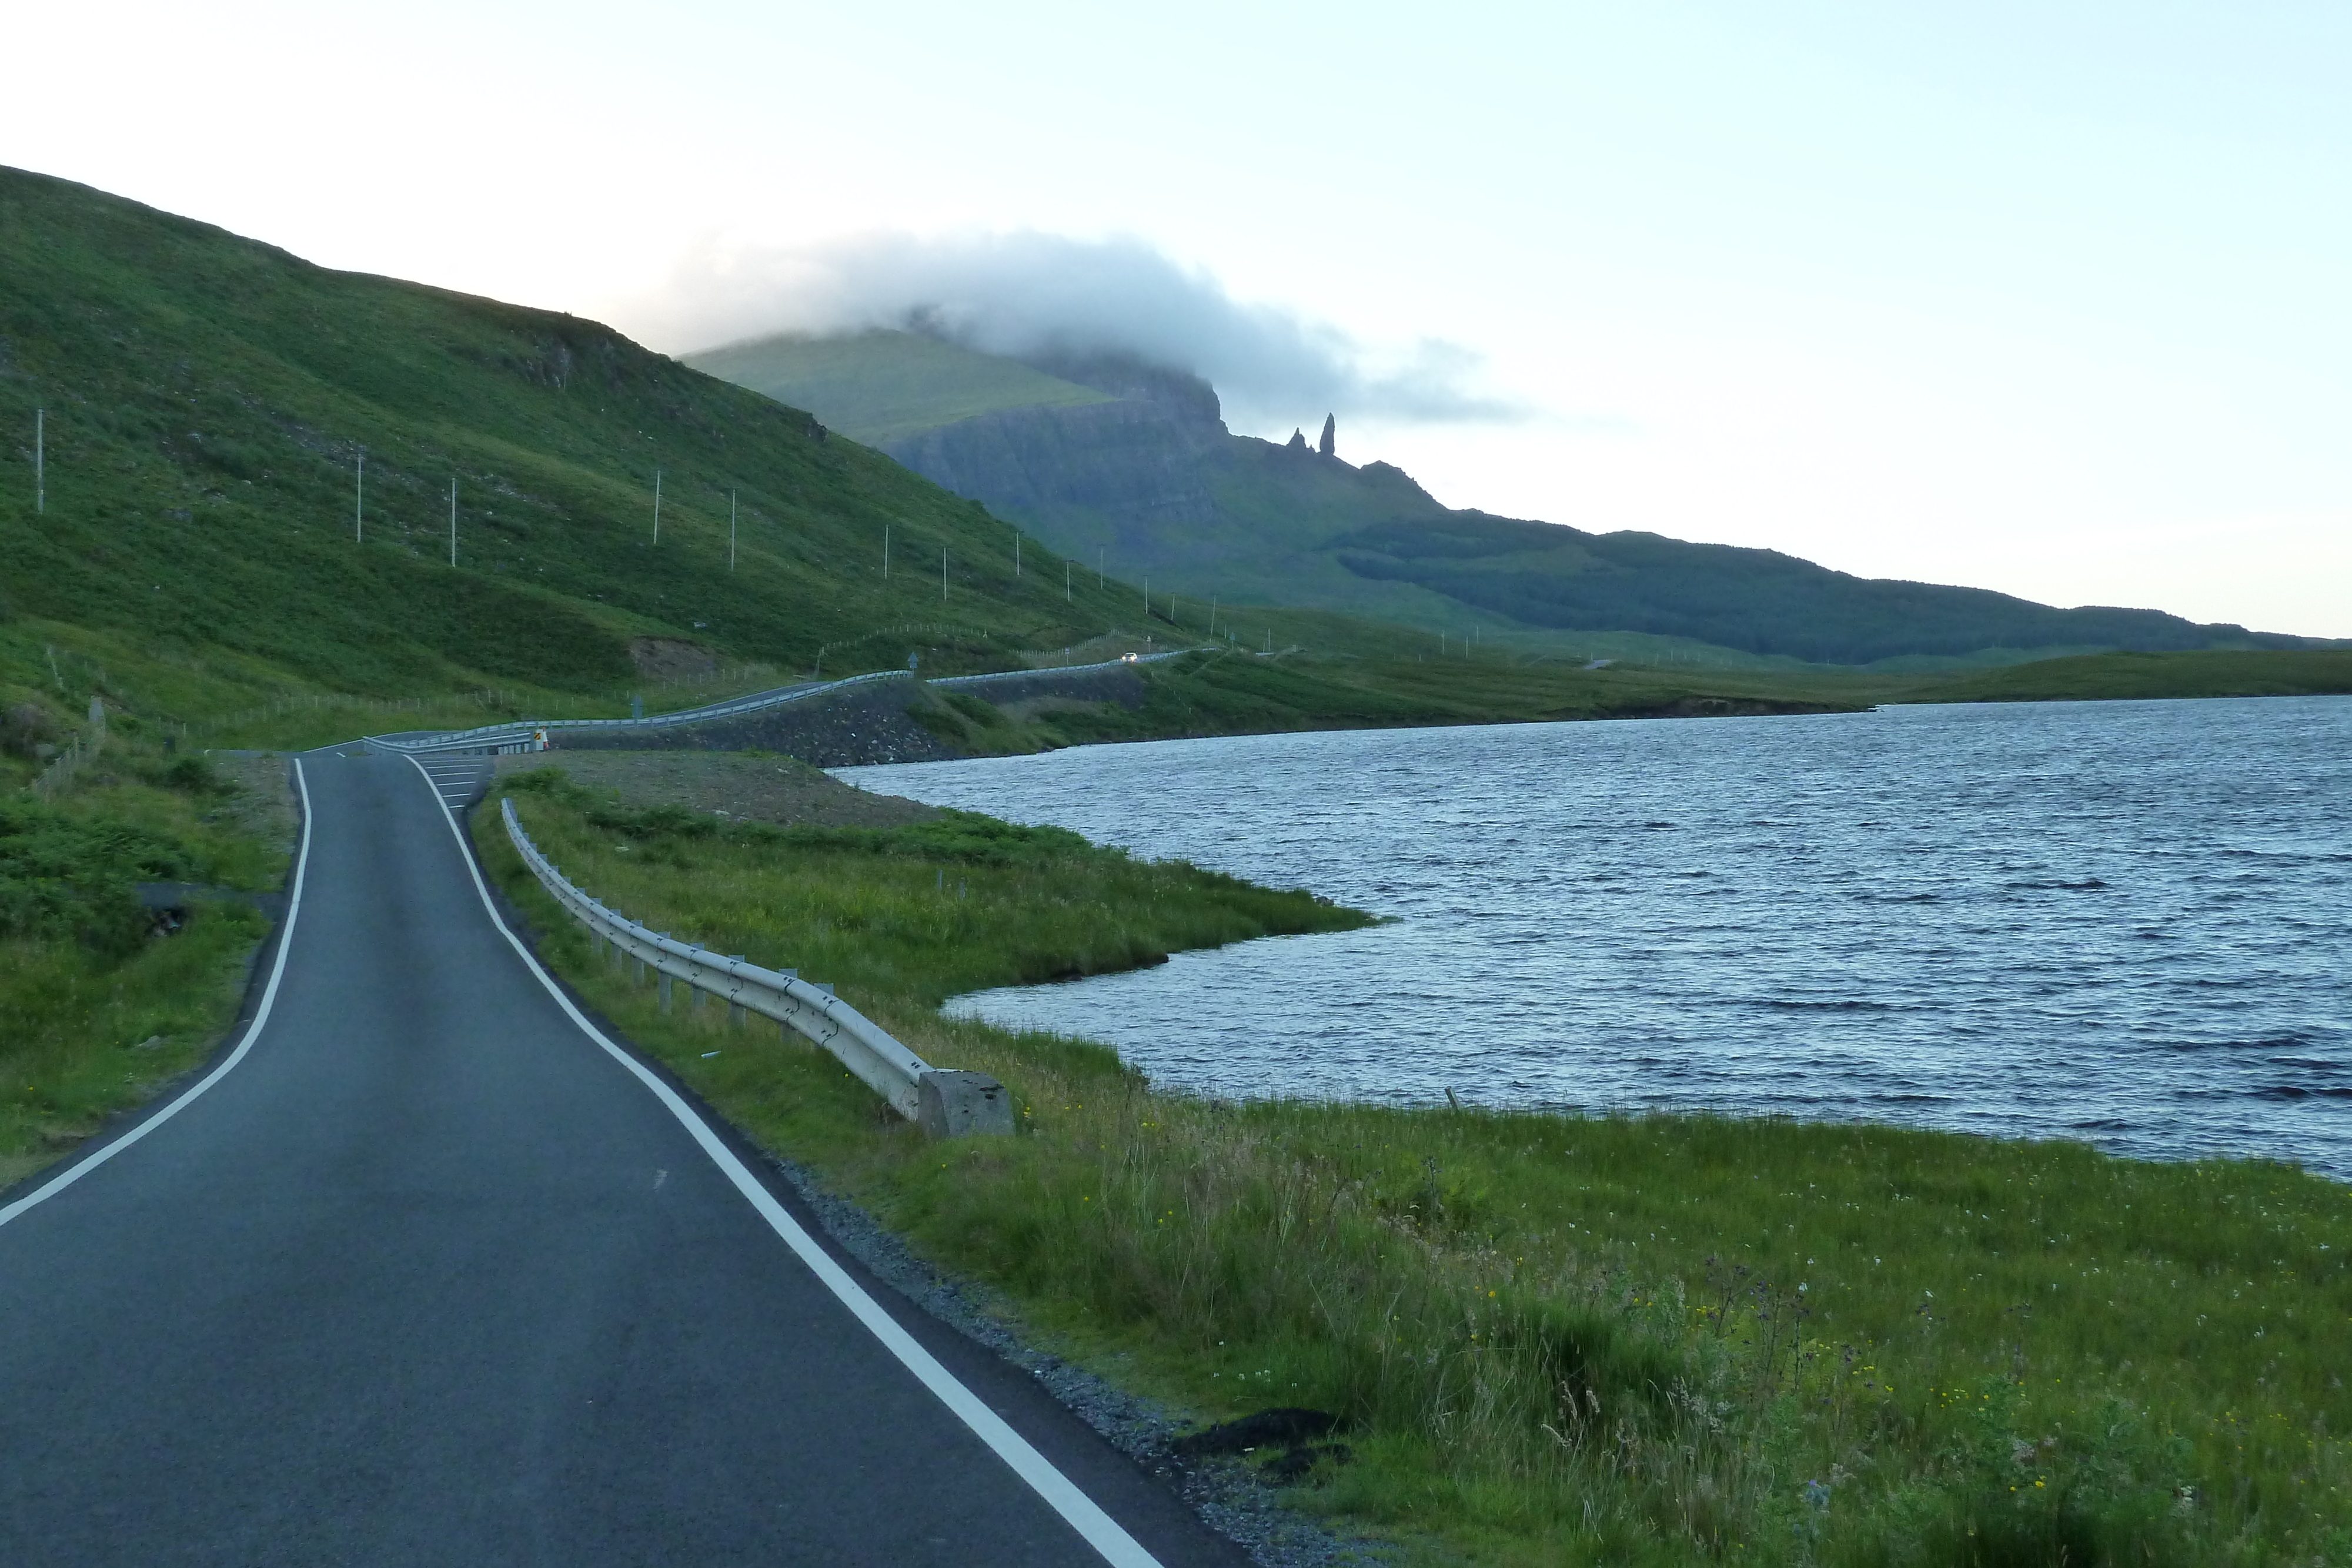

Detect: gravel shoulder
[495, 750, 939, 829]
[207, 753, 301, 861]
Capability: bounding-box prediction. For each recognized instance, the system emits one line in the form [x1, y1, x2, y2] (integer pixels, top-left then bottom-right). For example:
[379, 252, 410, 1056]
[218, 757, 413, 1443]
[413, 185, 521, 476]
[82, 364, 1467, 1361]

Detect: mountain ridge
[689, 329, 2324, 666]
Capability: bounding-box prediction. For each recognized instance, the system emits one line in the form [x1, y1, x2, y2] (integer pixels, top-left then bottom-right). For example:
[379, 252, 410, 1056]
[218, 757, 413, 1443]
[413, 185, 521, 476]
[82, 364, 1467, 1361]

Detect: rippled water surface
[840, 698, 2352, 1177]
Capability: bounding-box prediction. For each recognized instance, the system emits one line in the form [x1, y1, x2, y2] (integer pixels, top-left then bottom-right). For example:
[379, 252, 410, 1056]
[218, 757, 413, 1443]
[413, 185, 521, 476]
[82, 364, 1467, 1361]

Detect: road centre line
[408, 757, 1165, 1568]
[1, 763, 316, 1231]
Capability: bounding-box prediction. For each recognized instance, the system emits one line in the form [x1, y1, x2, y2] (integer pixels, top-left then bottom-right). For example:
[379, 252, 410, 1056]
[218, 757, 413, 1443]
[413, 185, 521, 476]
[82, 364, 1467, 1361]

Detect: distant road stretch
[0, 754, 1240, 1567]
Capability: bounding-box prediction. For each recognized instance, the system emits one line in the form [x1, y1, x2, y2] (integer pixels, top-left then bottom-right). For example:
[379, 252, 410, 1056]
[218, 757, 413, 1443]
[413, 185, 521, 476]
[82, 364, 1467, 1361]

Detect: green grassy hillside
[683, 330, 1111, 445]
[0, 166, 1142, 759]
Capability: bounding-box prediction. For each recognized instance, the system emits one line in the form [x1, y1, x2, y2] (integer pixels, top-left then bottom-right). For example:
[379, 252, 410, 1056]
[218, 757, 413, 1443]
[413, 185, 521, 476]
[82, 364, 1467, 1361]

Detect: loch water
[840, 697, 2352, 1179]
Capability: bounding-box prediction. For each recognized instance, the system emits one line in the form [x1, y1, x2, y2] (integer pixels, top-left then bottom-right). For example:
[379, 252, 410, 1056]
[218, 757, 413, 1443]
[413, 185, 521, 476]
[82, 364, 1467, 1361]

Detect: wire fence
[179, 664, 787, 742]
[812, 623, 998, 675]
[26, 701, 106, 801]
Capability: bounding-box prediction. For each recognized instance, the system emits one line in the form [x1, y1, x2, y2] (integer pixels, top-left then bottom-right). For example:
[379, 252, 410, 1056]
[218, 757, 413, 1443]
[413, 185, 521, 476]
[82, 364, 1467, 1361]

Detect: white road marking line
[1, 763, 316, 1230]
[419, 760, 490, 808]
[407, 758, 1165, 1568]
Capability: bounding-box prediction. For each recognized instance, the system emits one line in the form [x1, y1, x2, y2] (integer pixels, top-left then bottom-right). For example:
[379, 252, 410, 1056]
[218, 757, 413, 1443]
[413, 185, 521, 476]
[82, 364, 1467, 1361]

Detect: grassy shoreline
[475, 767, 2352, 1567]
[218, 644, 2352, 763]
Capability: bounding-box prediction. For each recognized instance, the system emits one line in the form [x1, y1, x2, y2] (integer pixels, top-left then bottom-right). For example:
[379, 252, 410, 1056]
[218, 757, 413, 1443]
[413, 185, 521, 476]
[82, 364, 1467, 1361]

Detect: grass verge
[474, 768, 2351, 1567]
[0, 905, 269, 1189]
[0, 734, 290, 1191]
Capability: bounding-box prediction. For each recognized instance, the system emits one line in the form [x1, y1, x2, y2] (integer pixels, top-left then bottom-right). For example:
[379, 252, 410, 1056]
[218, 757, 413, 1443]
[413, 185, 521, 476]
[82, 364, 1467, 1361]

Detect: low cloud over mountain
[632, 230, 1519, 428]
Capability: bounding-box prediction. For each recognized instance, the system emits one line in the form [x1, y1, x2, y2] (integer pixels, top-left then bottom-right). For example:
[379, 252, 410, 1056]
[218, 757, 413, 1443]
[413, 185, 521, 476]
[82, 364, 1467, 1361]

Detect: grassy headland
[476, 765, 2352, 1567]
[1896, 650, 2352, 706]
[906, 643, 2352, 760]
[685, 329, 1114, 446]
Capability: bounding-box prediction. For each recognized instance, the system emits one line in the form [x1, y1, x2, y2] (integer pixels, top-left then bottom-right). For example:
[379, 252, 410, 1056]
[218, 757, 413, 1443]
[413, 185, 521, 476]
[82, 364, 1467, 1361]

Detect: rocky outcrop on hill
[886, 397, 1221, 534]
[880, 354, 1232, 543]
[694, 329, 2330, 666]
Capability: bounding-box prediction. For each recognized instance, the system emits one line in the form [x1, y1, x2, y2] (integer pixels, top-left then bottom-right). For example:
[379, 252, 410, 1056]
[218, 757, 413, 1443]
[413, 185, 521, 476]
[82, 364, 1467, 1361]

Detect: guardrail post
[659, 972, 673, 1012]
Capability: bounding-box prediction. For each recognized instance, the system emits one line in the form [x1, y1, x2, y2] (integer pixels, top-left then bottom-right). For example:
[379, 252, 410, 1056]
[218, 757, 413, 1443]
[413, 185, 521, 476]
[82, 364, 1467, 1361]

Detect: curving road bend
[0, 754, 1240, 1567]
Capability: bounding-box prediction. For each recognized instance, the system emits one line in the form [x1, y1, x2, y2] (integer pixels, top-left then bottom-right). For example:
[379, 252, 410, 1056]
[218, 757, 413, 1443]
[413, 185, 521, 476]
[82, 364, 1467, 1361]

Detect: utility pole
[1097, 546, 1105, 587]
[652, 469, 662, 544]
[1210, 596, 1217, 638]
[729, 490, 737, 571]
[33, 409, 42, 514]
[449, 477, 458, 566]
[1064, 559, 1071, 601]
[1014, 533, 1021, 577]
[355, 453, 365, 541]
[884, 523, 891, 580]
[941, 547, 949, 603]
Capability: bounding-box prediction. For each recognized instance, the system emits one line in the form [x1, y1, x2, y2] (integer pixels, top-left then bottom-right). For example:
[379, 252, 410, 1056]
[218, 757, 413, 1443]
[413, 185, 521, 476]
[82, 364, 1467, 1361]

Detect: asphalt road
[0, 754, 1244, 1567]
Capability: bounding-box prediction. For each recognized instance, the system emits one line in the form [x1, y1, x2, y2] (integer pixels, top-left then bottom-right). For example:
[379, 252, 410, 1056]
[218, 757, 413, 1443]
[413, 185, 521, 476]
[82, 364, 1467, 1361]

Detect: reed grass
[478, 771, 2352, 1567]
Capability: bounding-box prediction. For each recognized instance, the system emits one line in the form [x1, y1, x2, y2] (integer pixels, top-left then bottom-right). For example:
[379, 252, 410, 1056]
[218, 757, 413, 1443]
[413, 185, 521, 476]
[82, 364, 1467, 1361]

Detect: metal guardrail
[500, 797, 1013, 1138]
[363, 652, 1193, 758]
[365, 670, 907, 758]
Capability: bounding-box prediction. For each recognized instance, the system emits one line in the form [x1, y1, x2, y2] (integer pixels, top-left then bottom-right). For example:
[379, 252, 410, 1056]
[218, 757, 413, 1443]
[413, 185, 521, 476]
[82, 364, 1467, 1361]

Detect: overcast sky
[9, 1, 2347, 634]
